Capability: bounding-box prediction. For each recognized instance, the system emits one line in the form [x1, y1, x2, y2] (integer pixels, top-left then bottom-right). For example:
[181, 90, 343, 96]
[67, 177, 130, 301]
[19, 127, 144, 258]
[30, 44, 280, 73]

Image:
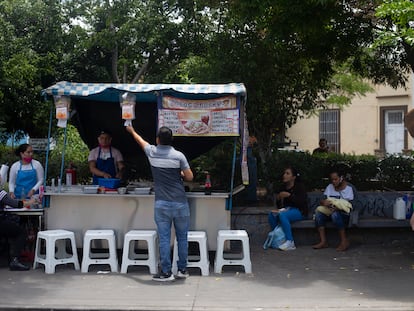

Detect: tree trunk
[131, 61, 149, 84]
[123, 63, 127, 83]
[111, 45, 120, 83]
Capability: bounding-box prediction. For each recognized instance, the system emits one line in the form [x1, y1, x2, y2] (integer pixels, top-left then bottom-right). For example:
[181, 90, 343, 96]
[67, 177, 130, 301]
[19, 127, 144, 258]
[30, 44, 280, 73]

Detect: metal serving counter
[44, 191, 230, 250]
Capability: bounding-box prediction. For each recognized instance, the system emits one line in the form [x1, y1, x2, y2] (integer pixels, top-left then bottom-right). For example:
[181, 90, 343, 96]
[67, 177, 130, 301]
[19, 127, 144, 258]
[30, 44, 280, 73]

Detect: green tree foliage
[0, 0, 67, 139]
[325, 63, 374, 106]
[374, 0, 414, 72]
[63, 0, 184, 83]
[0, 0, 413, 183]
[48, 124, 90, 184]
[168, 1, 385, 170]
[162, 1, 414, 179]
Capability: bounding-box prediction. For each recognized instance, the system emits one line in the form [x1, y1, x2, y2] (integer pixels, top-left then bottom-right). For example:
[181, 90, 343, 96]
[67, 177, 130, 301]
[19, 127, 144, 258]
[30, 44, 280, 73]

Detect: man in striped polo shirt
[126, 125, 193, 281]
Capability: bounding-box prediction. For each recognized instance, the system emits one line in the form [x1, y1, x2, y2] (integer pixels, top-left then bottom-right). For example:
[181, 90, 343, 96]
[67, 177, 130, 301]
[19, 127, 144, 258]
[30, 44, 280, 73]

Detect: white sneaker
[152, 271, 175, 282]
[176, 269, 189, 279]
[279, 240, 296, 251]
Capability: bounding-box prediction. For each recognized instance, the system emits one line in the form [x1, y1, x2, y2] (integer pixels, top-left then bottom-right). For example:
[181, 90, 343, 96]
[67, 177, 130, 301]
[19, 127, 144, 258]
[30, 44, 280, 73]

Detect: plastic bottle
[51, 178, 56, 192]
[204, 173, 212, 195]
[393, 197, 406, 220]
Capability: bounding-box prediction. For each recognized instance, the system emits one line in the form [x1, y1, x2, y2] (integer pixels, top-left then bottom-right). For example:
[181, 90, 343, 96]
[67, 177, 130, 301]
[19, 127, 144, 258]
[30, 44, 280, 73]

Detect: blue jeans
[154, 200, 190, 274]
[315, 210, 349, 230]
[268, 207, 303, 241]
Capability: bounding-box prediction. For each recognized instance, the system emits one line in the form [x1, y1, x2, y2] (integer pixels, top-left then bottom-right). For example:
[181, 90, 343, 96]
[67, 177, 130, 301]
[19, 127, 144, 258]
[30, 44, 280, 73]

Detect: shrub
[378, 155, 413, 191]
[259, 151, 413, 194]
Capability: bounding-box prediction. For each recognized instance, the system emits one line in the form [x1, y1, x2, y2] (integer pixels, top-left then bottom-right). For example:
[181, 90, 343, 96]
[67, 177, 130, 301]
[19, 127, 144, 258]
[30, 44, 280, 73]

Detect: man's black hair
[157, 126, 173, 145]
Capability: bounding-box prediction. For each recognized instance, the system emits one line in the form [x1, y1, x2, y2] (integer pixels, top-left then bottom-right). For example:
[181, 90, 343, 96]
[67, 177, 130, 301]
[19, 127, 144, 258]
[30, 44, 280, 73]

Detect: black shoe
[152, 271, 175, 282]
[9, 257, 30, 271]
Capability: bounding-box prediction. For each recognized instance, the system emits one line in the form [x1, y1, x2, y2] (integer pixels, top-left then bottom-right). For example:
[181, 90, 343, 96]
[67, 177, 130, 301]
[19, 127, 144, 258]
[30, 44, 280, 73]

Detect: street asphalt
[1, 238, 414, 311]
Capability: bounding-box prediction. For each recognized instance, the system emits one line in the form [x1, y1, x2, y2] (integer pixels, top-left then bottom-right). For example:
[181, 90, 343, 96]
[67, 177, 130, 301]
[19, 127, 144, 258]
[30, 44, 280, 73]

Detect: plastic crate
[97, 178, 120, 189]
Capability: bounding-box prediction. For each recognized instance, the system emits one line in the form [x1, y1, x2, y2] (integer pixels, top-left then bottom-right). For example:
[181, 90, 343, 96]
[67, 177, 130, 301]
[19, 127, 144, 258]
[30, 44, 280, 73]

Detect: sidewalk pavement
[1, 240, 414, 311]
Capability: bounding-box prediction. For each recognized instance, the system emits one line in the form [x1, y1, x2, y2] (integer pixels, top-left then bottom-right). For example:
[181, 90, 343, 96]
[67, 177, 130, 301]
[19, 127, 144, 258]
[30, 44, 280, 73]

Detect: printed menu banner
[159, 95, 239, 136]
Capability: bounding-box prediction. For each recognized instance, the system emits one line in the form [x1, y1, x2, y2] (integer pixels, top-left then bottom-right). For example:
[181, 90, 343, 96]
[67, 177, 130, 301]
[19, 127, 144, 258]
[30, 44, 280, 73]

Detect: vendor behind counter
[88, 129, 125, 184]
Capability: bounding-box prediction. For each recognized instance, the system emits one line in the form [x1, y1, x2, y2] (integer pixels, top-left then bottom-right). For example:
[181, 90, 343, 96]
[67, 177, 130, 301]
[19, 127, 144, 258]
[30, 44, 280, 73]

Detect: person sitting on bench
[312, 169, 354, 252]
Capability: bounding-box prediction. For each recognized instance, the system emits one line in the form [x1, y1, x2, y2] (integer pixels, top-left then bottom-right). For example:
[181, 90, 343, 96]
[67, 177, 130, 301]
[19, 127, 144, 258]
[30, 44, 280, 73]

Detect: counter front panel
[45, 192, 230, 250]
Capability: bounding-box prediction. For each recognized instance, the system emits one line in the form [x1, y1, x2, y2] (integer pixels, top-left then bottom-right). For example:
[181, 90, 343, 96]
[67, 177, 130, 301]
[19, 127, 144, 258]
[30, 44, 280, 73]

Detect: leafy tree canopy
[0, 0, 67, 140]
[373, 0, 414, 72]
[0, 0, 413, 170]
[63, 0, 185, 83]
[173, 1, 393, 163]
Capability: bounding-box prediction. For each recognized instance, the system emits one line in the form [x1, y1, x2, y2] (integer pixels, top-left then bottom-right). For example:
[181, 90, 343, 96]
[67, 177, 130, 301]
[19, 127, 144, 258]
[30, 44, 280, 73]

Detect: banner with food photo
[158, 95, 240, 137]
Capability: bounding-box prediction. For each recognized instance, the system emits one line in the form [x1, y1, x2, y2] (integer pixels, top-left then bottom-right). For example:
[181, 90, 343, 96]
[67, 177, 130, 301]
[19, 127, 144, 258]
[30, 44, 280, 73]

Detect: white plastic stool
[172, 231, 210, 276]
[214, 230, 252, 274]
[81, 229, 118, 273]
[33, 229, 80, 274]
[120, 230, 158, 274]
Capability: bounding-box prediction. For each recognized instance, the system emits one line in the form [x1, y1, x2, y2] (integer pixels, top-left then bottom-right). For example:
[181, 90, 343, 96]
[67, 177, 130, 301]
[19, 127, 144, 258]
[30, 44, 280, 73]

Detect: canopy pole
[59, 125, 68, 185]
[226, 137, 238, 211]
[41, 97, 54, 207]
[44, 98, 53, 185]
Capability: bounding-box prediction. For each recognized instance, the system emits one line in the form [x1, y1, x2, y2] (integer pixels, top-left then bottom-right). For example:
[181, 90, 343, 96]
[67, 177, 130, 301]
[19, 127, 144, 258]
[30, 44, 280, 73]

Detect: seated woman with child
[313, 169, 354, 252]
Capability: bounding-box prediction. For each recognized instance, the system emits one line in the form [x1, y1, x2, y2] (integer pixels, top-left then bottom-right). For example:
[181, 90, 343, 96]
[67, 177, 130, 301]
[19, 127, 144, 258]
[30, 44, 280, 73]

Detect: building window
[387, 111, 403, 124]
[319, 109, 340, 153]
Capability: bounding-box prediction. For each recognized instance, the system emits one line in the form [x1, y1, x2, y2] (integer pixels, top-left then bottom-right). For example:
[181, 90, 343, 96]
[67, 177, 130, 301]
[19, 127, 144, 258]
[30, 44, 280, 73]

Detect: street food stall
[40, 81, 248, 249]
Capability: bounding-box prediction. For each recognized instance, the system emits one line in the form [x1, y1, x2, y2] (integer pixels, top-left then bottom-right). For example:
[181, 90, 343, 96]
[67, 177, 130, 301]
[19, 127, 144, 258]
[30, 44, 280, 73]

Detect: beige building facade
[286, 75, 414, 155]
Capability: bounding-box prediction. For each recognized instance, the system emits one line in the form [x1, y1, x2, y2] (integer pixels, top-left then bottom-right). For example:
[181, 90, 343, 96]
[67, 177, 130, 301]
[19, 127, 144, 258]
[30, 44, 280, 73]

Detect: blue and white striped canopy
[42, 81, 247, 102]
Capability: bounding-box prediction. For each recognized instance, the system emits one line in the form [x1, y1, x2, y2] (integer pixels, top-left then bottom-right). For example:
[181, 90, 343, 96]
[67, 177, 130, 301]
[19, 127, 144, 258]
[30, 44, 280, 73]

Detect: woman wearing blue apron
[9, 144, 44, 199]
[88, 130, 125, 184]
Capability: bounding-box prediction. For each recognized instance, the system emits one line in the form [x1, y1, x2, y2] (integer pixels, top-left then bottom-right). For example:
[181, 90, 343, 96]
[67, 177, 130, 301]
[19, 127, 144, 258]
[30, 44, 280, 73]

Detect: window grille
[387, 111, 403, 124]
[319, 109, 340, 153]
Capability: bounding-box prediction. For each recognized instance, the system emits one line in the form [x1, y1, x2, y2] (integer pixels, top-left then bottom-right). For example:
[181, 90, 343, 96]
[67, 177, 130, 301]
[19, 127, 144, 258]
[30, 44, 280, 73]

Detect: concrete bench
[232, 191, 413, 245]
[290, 217, 410, 229]
[305, 191, 412, 228]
